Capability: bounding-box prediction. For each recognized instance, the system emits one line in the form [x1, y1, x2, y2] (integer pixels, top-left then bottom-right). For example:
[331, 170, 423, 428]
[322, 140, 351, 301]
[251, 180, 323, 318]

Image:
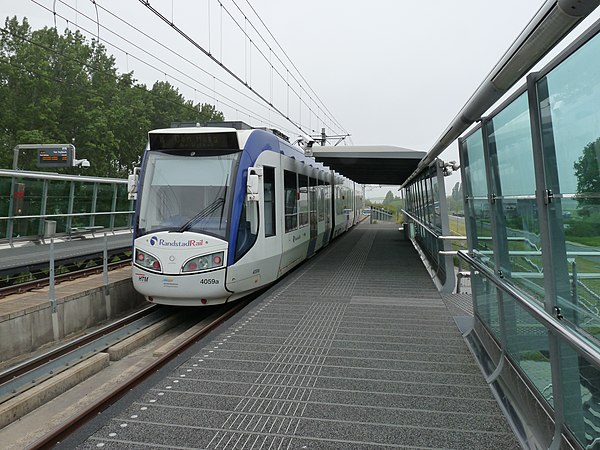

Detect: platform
[69, 222, 520, 449]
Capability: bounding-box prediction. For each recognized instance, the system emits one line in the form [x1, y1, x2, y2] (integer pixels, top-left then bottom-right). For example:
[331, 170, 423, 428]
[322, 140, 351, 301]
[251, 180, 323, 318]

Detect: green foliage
[447, 181, 464, 214]
[0, 17, 224, 177]
[378, 191, 405, 213]
[574, 137, 600, 216]
[383, 190, 394, 205]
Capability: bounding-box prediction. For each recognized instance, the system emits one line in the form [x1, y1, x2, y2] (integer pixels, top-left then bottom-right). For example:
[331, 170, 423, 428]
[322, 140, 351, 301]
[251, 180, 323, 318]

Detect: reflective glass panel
[539, 31, 600, 342]
[95, 184, 115, 229]
[71, 182, 94, 228]
[11, 178, 44, 238]
[472, 272, 499, 336]
[504, 298, 552, 406]
[464, 131, 487, 198]
[46, 180, 71, 233]
[491, 93, 535, 196]
[114, 184, 133, 228]
[558, 340, 600, 448]
[489, 92, 544, 300]
[463, 131, 494, 264]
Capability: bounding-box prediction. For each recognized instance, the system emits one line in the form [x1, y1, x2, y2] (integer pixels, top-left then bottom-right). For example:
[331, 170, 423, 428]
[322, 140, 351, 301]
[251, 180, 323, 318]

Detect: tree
[383, 190, 394, 206]
[447, 181, 463, 213]
[451, 182, 461, 201]
[0, 17, 225, 177]
[573, 137, 600, 217]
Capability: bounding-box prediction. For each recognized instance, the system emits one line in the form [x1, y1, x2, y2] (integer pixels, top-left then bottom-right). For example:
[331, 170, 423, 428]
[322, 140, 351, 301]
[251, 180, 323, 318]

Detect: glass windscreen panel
[462, 131, 494, 266]
[538, 31, 600, 342]
[489, 93, 543, 300]
[137, 150, 240, 239]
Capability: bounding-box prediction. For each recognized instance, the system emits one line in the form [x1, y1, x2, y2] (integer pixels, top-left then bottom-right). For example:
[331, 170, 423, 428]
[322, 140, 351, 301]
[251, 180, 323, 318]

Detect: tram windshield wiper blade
[177, 197, 225, 233]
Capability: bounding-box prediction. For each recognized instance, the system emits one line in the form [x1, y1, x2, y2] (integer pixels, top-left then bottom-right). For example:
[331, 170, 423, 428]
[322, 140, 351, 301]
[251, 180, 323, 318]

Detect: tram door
[307, 177, 318, 255]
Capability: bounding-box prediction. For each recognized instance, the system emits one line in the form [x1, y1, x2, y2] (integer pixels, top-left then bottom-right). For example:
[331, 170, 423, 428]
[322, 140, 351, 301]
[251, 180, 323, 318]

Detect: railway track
[0, 298, 252, 449]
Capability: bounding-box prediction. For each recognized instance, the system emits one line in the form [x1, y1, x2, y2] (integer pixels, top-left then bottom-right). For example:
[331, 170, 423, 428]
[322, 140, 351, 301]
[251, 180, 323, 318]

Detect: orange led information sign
[37, 148, 73, 168]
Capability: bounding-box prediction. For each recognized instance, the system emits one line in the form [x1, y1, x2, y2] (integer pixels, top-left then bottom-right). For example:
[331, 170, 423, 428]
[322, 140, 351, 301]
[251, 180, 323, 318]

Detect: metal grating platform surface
[76, 222, 519, 449]
[441, 293, 475, 317]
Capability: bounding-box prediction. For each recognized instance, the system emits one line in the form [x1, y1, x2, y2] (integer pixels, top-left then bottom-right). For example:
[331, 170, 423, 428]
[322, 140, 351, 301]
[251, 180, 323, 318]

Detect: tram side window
[325, 181, 331, 220]
[284, 170, 298, 232]
[263, 166, 275, 237]
[336, 184, 343, 215]
[299, 174, 309, 227]
[318, 178, 325, 221]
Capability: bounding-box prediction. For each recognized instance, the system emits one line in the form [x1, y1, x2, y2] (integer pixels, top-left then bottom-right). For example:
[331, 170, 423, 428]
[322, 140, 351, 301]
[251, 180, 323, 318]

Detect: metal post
[38, 179, 49, 238]
[49, 238, 60, 340]
[110, 183, 118, 230]
[436, 159, 456, 293]
[91, 182, 98, 228]
[7, 176, 16, 244]
[527, 72, 577, 447]
[12, 146, 19, 170]
[569, 259, 578, 317]
[66, 180, 75, 232]
[103, 232, 111, 318]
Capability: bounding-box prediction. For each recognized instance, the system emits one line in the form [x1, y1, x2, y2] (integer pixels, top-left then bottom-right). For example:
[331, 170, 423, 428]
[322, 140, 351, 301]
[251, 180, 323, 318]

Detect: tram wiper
[176, 197, 225, 233]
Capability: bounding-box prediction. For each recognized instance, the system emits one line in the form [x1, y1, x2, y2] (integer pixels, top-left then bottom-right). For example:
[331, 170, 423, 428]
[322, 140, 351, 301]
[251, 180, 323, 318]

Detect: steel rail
[0, 304, 161, 396]
[29, 298, 252, 450]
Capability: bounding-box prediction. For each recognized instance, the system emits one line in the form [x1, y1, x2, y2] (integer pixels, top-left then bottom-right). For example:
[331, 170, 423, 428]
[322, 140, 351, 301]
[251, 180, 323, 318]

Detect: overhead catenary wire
[240, 0, 349, 137]
[91, 0, 273, 117]
[27, 0, 349, 141]
[54, 0, 286, 129]
[30, 0, 300, 137]
[214, 0, 343, 136]
[226, 0, 347, 137]
[138, 0, 313, 137]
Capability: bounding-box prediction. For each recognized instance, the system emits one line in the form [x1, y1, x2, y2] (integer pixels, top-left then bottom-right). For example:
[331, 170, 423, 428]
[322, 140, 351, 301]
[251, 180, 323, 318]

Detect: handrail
[0, 169, 127, 184]
[402, 209, 467, 241]
[0, 211, 134, 221]
[457, 250, 600, 369]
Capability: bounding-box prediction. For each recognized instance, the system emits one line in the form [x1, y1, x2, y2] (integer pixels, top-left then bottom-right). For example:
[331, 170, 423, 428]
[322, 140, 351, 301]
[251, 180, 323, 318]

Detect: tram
[131, 123, 364, 306]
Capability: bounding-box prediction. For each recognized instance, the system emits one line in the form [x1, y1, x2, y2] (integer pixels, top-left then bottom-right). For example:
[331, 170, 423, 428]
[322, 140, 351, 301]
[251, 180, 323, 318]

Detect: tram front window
[137, 151, 239, 238]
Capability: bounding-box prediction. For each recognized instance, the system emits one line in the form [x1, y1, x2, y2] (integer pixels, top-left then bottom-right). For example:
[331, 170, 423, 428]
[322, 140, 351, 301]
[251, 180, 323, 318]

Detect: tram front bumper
[132, 267, 229, 306]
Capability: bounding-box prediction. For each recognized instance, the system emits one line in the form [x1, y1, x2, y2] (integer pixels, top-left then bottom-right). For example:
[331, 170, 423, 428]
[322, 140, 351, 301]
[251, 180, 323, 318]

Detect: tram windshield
[137, 150, 240, 238]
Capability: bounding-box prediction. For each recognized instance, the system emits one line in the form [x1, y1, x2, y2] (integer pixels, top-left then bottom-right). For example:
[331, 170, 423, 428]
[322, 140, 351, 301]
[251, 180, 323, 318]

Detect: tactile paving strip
[206, 303, 346, 449]
[319, 231, 376, 297]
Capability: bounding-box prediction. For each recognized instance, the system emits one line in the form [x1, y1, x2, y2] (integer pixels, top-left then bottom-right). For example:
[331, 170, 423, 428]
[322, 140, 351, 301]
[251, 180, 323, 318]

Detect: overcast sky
[3, 1, 600, 198]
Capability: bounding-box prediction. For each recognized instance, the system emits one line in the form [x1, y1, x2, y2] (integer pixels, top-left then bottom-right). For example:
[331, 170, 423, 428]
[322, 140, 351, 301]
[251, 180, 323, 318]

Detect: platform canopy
[310, 145, 426, 185]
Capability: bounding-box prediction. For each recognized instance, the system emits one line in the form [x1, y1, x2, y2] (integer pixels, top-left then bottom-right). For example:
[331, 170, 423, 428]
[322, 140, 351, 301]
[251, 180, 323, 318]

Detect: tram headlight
[135, 248, 162, 273]
[182, 251, 224, 273]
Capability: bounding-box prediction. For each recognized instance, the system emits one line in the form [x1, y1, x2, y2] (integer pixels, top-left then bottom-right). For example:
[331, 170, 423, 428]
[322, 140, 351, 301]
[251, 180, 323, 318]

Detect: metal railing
[458, 250, 600, 369]
[368, 207, 396, 223]
[1, 169, 134, 245]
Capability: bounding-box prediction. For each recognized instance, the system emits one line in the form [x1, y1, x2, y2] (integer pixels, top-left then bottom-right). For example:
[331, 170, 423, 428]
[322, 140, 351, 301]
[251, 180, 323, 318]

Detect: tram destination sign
[37, 147, 74, 168]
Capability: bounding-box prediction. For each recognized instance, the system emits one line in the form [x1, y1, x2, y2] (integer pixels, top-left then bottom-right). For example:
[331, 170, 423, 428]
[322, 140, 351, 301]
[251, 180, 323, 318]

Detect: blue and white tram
[131, 124, 363, 306]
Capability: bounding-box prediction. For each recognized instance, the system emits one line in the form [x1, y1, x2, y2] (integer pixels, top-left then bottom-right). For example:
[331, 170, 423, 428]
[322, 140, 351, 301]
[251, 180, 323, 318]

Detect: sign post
[12, 143, 89, 170]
